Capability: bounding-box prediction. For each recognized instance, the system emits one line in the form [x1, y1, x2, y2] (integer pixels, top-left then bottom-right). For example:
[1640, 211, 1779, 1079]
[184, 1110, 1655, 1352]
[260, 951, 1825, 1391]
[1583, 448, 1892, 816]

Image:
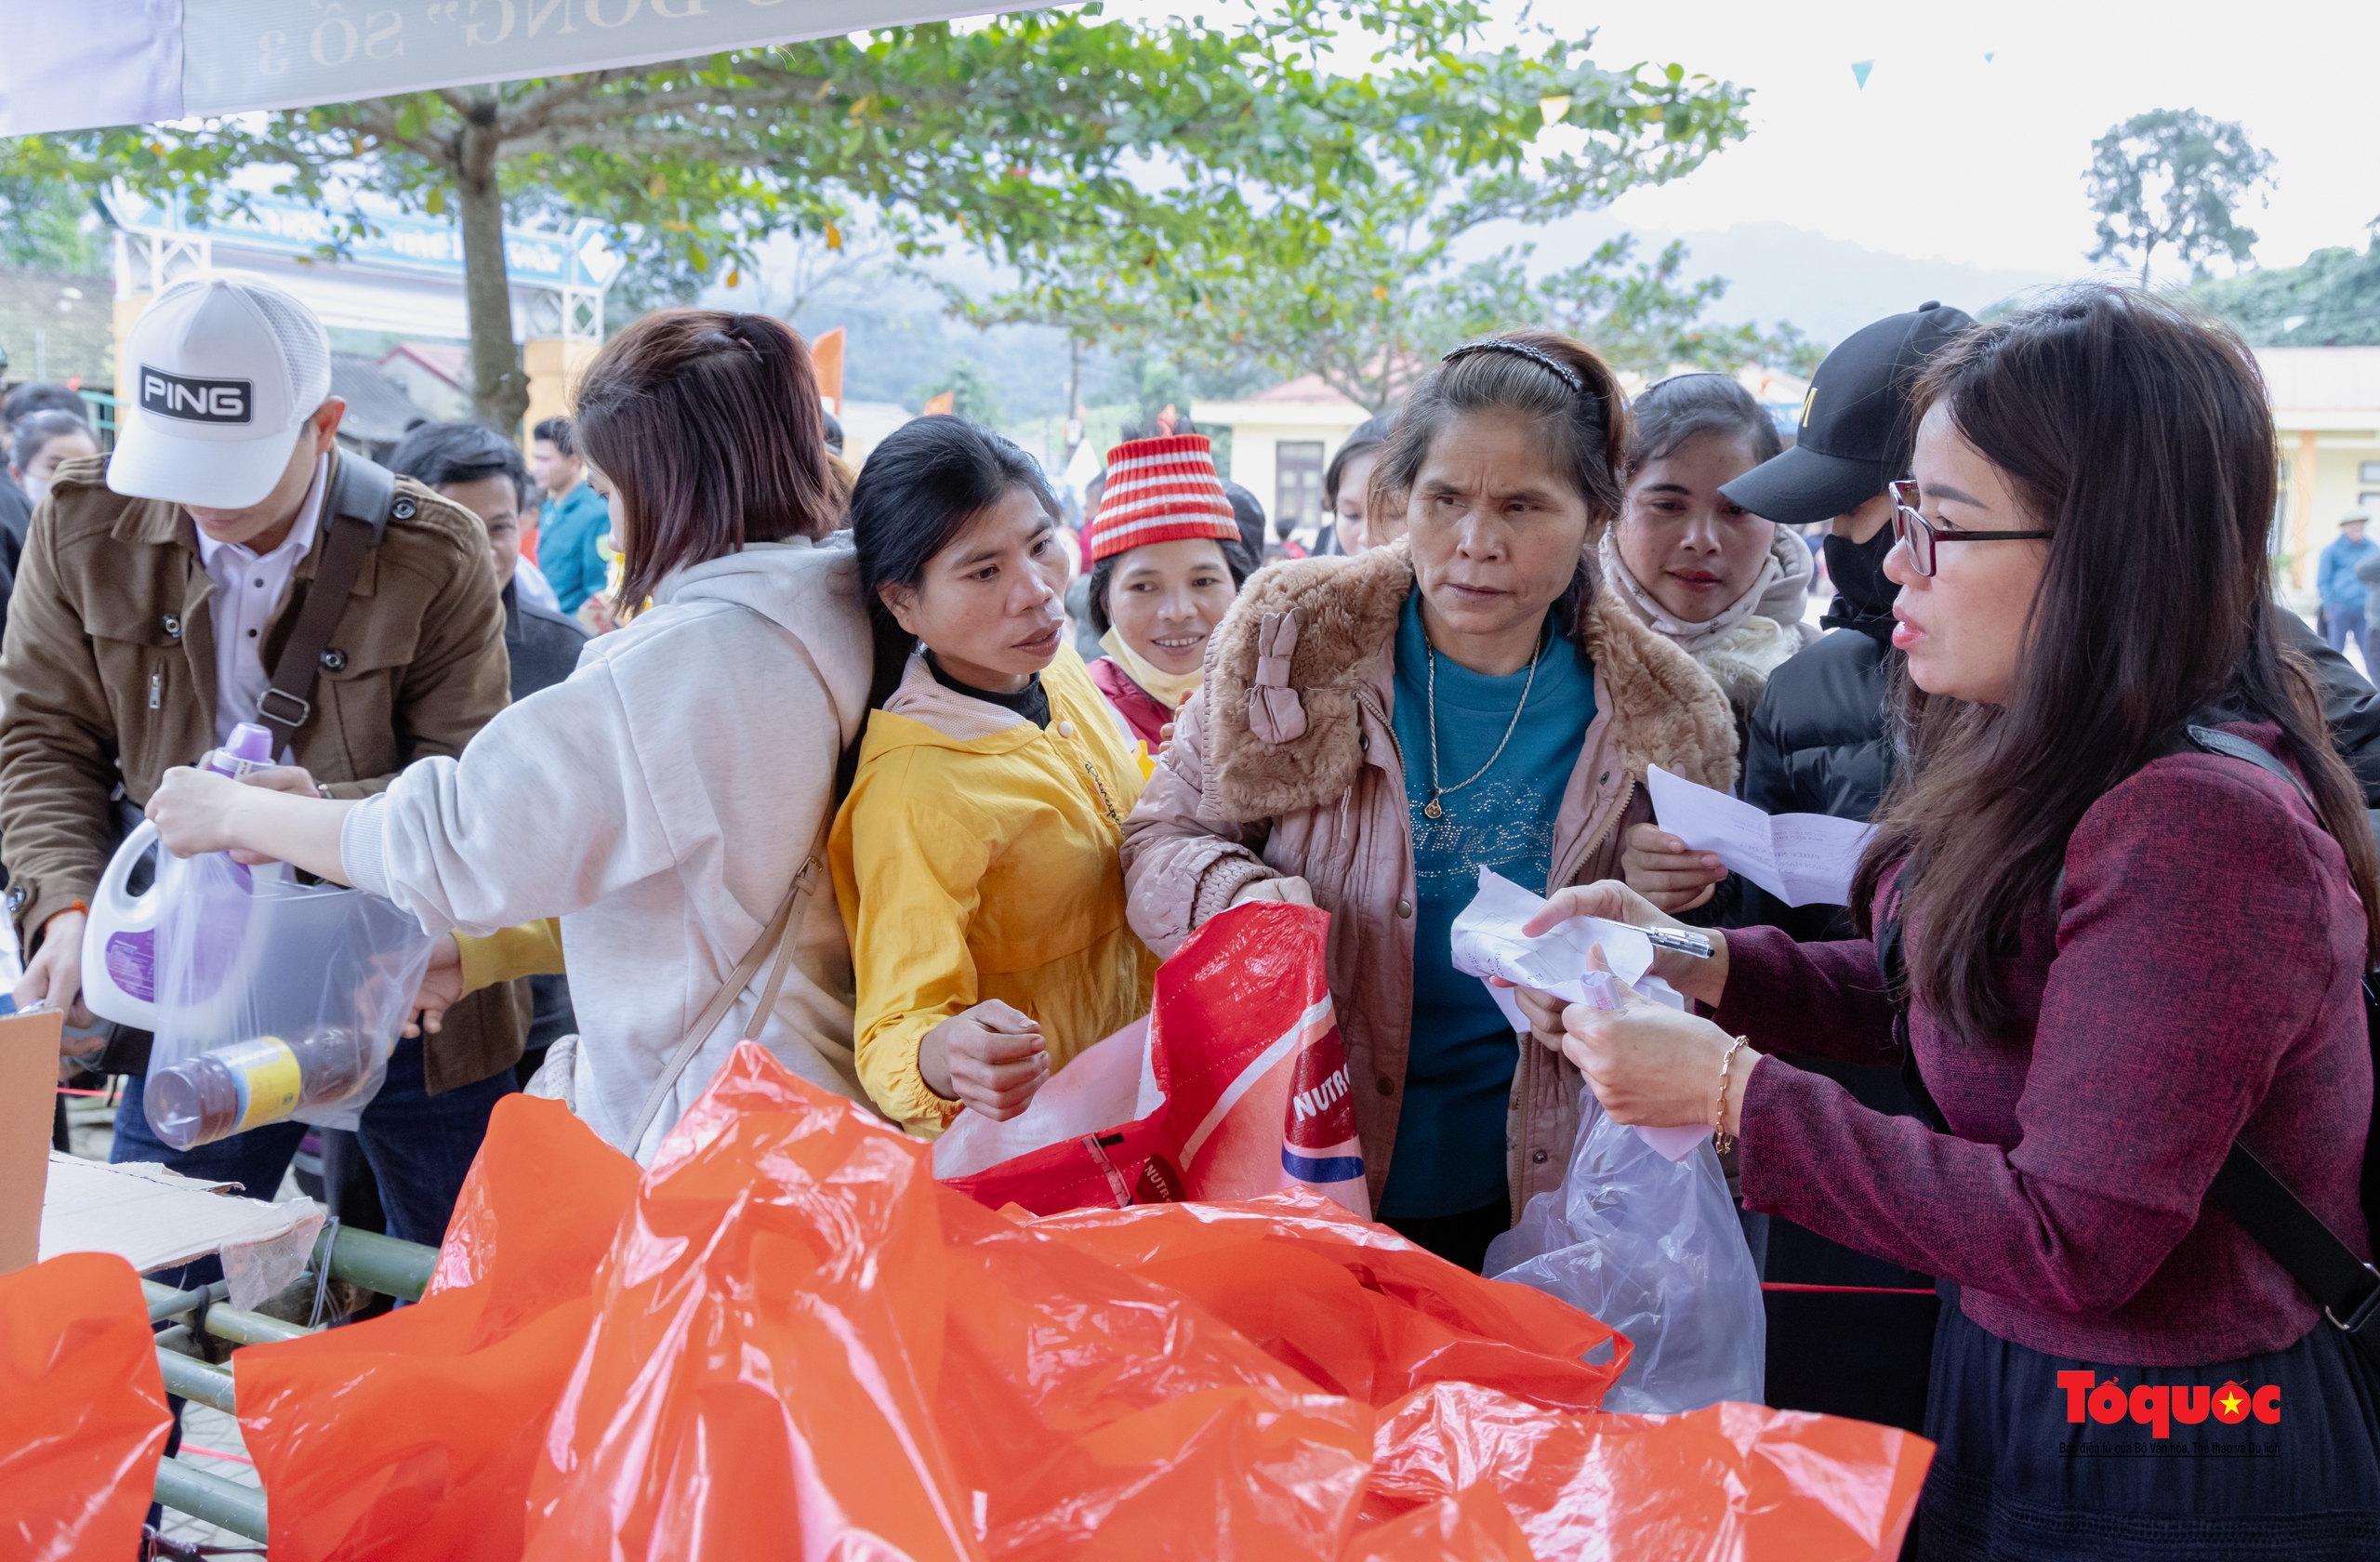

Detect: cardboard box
[0, 1008, 66, 1275]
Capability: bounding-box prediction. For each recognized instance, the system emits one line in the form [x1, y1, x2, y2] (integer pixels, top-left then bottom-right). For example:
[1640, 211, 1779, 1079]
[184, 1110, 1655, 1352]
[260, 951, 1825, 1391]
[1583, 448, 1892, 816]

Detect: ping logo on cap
[139, 366, 252, 425]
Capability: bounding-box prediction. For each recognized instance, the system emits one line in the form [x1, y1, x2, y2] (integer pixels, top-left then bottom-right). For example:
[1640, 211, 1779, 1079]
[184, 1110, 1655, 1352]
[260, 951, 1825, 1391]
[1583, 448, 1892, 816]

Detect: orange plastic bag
[256, 1044, 1930, 1561]
[519, 1043, 984, 1560]
[932, 1192, 1376, 1560]
[1029, 1192, 1627, 1414]
[0, 1251, 171, 1562]
[520, 1043, 1381, 1561]
[236, 1095, 641, 1561]
[1342, 1482, 1537, 1562]
[1365, 1381, 1928, 1561]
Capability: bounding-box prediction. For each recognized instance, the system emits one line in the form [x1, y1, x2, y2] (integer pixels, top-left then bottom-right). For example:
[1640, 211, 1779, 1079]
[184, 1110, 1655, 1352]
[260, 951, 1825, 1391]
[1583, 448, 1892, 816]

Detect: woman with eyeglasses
[1120, 331, 1738, 1272]
[1510, 288, 2380, 1555]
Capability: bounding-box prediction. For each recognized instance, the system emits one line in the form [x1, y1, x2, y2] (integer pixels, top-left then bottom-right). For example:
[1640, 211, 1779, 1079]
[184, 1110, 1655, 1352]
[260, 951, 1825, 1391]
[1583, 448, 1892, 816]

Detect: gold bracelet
[1712, 1035, 1749, 1157]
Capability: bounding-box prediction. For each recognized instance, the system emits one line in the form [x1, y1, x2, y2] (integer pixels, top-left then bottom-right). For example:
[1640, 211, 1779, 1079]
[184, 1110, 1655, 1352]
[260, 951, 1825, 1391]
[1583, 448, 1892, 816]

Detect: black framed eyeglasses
[1889, 481, 2050, 577]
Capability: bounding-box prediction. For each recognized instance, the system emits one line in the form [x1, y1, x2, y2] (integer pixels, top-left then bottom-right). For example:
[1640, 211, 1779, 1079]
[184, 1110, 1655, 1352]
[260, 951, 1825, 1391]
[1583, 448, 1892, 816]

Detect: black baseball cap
[1720, 301, 1976, 526]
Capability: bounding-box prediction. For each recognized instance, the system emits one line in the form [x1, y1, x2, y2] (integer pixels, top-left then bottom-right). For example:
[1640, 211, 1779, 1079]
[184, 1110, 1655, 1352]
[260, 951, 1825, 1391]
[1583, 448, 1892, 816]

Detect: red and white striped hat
[1087, 434, 1240, 563]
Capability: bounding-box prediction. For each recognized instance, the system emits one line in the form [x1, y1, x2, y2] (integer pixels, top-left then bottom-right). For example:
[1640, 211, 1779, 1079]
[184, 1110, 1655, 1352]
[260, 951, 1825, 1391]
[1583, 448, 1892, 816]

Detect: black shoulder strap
[1876, 727, 2380, 1360]
[258, 455, 407, 737]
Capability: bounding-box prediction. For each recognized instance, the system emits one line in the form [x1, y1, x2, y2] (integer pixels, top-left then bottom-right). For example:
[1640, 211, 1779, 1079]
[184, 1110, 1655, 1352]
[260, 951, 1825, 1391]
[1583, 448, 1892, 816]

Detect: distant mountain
[1490, 216, 2079, 348]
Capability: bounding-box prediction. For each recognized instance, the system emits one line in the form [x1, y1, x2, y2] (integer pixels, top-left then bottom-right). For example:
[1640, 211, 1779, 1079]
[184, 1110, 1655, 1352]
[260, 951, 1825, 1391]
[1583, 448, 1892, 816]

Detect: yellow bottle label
[218, 1036, 304, 1133]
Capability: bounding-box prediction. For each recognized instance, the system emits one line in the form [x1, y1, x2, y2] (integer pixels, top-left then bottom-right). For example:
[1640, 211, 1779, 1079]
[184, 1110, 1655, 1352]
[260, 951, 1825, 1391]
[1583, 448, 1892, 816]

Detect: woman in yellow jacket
[831, 417, 1179, 1133]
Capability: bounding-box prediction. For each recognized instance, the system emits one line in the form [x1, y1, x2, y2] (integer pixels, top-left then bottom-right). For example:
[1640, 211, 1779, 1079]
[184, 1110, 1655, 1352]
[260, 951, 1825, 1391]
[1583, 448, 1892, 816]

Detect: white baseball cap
[108, 271, 334, 510]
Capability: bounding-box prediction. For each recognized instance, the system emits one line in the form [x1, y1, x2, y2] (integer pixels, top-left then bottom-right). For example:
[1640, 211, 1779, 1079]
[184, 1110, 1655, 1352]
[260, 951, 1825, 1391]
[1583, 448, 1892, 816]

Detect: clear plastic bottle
[144, 1026, 378, 1150]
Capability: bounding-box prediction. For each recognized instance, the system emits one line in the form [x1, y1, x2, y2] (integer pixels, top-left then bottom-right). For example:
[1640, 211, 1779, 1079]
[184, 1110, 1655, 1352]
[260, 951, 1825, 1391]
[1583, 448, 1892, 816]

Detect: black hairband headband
[1441, 338, 1584, 394]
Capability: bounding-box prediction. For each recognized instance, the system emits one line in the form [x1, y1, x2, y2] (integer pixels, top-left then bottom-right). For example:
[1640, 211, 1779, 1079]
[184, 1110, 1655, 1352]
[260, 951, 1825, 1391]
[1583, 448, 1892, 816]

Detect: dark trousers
[2327, 602, 2367, 657]
[1383, 1190, 1511, 1275]
[111, 1033, 511, 1287]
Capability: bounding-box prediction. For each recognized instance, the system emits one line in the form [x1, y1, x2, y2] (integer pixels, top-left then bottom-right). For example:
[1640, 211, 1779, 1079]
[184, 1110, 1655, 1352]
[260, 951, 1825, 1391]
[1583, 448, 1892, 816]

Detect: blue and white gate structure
[107, 187, 621, 347]
[0, 2, 998, 139]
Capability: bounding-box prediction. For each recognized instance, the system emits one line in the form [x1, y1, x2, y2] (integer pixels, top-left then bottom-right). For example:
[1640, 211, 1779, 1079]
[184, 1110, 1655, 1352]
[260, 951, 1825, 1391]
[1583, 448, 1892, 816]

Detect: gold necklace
[1421, 625, 1549, 819]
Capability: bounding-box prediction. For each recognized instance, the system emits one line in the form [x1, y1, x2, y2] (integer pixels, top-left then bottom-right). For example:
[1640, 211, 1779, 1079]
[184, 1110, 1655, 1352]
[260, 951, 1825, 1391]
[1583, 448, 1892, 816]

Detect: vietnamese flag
[2213, 1380, 2252, 1424]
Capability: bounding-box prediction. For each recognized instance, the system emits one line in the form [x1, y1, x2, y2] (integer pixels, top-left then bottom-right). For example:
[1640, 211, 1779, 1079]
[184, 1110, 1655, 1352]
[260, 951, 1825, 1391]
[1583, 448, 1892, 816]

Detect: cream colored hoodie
[340, 536, 877, 1160]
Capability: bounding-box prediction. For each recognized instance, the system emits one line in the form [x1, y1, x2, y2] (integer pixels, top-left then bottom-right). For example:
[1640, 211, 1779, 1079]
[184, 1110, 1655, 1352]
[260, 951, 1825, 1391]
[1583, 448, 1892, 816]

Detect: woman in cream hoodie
[144, 311, 878, 1161]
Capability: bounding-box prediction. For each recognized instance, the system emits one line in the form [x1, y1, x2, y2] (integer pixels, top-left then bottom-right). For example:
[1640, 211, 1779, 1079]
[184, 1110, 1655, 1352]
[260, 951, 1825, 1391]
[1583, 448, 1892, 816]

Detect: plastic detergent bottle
[144, 1026, 378, 1150]
[79, 722, 278, 1029]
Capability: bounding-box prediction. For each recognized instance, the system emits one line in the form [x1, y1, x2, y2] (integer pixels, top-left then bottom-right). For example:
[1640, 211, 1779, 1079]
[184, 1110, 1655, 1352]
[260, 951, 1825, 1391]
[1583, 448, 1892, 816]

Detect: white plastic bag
[1485, 1084, 1765, 1414]
[143, 850, 437, 1144]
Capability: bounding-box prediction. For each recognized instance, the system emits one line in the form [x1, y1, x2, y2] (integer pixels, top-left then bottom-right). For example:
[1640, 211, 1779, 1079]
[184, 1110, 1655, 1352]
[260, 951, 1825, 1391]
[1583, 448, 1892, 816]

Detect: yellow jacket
[830, 646, 1157, 1133]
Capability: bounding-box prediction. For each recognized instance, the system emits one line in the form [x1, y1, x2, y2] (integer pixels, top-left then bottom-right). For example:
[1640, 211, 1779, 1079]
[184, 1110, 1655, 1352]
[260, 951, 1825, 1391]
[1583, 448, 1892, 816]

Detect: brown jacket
[1119, 541, 1738, 1216]
[0, 449, 527, 1092]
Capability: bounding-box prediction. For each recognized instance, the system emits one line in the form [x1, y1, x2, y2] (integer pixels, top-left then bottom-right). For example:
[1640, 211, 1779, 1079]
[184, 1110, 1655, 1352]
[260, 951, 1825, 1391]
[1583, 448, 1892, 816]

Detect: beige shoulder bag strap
[626, 827, 828, 1152]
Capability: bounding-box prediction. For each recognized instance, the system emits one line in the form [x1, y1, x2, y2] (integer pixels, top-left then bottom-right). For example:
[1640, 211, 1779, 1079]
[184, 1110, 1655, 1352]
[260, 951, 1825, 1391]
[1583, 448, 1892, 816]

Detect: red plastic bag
[236, 1095, 641, 1561]
[0, 1251, 171, 1562]
[940, 903, 1368, 1217]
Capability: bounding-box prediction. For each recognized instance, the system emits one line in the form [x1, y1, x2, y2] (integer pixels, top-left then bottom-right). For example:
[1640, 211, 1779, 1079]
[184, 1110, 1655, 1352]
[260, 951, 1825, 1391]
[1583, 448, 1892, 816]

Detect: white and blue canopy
[1, 0, 993, 137]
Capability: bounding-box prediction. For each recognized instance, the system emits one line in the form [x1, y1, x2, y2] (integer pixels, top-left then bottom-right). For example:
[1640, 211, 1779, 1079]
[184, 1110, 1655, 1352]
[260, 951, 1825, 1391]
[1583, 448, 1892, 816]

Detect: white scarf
[1098, 627, 1206, 710]
[1596, 525, 1784, 655]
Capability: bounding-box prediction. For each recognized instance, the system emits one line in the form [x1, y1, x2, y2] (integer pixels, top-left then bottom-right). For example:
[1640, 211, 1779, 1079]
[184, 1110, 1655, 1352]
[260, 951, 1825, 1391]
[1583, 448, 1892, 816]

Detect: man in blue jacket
[530, 415, 611, 616]
[2319, 508, 2374, 657]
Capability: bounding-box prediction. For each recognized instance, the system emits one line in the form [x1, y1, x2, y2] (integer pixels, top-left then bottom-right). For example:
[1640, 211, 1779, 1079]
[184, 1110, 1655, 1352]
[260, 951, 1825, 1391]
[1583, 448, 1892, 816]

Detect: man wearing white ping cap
[0, 271, 524, 1253]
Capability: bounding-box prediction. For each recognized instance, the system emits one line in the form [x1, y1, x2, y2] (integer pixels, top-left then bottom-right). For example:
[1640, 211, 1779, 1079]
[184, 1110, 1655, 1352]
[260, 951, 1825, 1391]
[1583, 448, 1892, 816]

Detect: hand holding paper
[1448, 868, 1709, 1160]
[1644, 765, 1877, 907]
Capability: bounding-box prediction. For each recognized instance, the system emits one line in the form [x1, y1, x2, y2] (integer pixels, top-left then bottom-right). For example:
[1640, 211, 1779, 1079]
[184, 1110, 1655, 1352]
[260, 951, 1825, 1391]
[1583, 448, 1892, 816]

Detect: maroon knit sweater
[1719, 726, 2373, 1365]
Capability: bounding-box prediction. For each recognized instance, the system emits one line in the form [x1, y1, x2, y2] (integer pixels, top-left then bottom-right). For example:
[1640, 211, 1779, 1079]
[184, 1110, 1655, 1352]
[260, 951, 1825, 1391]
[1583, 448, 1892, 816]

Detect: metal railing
[140, 1224, 439, 1546]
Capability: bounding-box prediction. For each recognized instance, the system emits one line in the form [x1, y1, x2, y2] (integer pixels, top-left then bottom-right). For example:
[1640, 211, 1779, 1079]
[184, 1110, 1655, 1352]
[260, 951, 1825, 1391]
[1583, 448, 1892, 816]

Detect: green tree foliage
[922, 359, 1004, 426]
[0, 177, 104, 272]
[971, 221, 1819, 413]
[2192, 228, 2380, 346]
[0, 1, 1733, 431]
[2084, 110, 2277, 286]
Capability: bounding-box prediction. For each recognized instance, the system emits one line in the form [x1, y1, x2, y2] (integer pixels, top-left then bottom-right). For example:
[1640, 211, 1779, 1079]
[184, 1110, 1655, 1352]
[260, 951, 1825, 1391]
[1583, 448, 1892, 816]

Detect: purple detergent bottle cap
[205, 721, 279, 778]
[228, 722, 275, 764]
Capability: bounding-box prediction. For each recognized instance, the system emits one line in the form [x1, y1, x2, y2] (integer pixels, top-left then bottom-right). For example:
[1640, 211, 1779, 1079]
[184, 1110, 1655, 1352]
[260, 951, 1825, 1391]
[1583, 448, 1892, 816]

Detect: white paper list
[1644, 766, 1877, 908]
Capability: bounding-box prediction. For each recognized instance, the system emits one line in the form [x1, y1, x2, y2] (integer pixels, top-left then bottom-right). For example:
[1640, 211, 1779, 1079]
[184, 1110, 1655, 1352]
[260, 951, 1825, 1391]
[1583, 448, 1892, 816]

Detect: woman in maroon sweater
[1515, 289, 2380, 1556]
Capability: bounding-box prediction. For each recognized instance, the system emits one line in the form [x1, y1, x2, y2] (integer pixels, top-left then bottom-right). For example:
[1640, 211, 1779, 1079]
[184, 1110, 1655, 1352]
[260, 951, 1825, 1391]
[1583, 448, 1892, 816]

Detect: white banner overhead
[0, 0, 1002, 138]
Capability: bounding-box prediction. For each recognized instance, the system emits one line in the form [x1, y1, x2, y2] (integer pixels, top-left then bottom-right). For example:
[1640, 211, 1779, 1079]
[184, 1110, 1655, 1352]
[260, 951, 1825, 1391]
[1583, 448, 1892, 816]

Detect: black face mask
[1822, 526, 1897, 622]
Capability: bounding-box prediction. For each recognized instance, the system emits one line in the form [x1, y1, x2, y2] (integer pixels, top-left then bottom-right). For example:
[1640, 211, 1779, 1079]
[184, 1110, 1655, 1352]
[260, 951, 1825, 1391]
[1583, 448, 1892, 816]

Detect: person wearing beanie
[1081, 434, 1259, 751]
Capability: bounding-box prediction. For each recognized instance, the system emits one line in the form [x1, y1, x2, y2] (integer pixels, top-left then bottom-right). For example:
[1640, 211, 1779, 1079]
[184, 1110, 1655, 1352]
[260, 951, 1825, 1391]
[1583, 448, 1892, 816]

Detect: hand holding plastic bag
[1485, 1087, 1765, 1415]
[938, 903, 1368, 1217]
[1449, 869, 1707, 1160]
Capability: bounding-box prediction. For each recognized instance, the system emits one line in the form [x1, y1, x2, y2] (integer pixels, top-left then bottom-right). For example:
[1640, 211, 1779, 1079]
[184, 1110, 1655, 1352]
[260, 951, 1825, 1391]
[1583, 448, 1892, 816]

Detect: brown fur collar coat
[1199, 539, 1738, 822]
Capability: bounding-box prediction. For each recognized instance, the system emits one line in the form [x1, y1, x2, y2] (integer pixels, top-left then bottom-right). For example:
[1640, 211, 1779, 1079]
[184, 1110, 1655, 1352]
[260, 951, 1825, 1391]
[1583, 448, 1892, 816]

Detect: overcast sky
[1517, 0, 2380, 279]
